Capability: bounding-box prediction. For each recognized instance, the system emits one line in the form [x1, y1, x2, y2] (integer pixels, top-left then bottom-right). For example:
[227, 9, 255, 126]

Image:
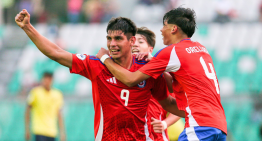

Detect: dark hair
[43, 72, 53, 78]
[106, 17, 137, 40]
[163, 7, 196, 37]
[137, 27, 156, 48]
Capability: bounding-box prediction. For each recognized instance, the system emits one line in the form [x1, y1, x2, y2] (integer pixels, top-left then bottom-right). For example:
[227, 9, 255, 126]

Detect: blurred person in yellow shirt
[25, 72, 65, 141]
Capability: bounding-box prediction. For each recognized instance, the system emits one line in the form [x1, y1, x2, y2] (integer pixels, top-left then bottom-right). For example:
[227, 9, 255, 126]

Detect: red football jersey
[147, 96, 169, 141]
[139, 39, 227, 134]
[70, 54, 168, 141]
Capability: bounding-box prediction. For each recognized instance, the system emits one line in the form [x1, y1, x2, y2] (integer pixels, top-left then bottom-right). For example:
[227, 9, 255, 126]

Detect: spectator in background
[83, 0, 104, 23]
[67, 0, 83, 23]
[25, 72, 65, 141]
[213, 0, 237, 23]
[101, 0, 118, 22]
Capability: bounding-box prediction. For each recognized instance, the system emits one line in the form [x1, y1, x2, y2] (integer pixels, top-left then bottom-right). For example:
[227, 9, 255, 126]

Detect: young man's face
[132, 34, 153, 54]
[160, 20, 173, 45]
[42, 76, 53, 90]
[106, 30, 134, 60]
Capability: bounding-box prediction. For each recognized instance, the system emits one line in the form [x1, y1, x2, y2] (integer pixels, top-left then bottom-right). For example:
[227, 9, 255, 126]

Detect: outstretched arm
[15, 9, 72, 68]
[96, 48, 150, 87]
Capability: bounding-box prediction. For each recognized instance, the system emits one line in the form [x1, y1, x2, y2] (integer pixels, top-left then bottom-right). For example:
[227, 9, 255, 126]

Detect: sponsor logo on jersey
[106, 77, 117, 84]
[137, 80, 146, 88]
[76, 54, 86, 60]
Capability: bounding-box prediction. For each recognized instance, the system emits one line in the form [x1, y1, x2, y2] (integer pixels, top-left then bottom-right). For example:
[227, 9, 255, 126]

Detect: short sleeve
[151, 75, 169, 101]
[139, 46, 181, 79]
[27, 90, 36, 106]
[70, 54, 97, 80]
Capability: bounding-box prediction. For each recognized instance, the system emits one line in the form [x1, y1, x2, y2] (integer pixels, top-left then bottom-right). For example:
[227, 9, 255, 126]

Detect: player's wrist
[161, 121, 167, 130]
[100, 54, 110, 63]
[22, 23, 33, 31]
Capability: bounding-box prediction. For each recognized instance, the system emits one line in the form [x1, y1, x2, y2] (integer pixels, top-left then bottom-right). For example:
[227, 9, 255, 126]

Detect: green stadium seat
[8, 70, 22, 95]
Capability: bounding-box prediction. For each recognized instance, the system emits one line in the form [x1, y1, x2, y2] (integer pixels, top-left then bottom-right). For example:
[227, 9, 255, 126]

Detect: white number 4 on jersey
[200, 56, 220, 94]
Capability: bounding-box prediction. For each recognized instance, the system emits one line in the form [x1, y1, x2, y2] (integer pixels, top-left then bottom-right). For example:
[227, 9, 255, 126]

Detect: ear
[170, 25, 178, 34]
[130, 36, 136, 47]
[148, 47, 153, 54]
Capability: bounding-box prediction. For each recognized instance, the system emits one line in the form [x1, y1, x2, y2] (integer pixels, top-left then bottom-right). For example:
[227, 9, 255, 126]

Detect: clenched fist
[15, 9, 31, 29]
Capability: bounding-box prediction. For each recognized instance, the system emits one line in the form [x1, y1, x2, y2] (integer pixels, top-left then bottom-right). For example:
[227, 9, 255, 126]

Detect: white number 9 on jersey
[121, 89, 130, 106]
[200, 56, 220, 94]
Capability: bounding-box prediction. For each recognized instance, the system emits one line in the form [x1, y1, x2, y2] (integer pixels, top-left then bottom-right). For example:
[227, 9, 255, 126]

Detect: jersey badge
[137, 80, 146, 88]
[76, 54, 86, 60]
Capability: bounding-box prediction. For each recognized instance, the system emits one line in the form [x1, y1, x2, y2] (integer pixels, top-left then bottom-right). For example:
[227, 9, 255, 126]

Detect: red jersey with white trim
[139, 39, 227, 134]
[70, 54, 168, 141]
[147, 96, 169, 141]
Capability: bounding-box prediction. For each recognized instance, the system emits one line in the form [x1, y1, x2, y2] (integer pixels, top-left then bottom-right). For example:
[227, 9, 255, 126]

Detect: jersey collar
[180, 38, 191, 43]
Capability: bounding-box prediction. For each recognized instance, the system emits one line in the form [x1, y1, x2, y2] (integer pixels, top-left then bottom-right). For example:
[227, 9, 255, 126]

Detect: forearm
[164, 113, 181, 127]
[25, 106, 30, 132]
[22, 24, 63, 61]
[58, 111, 65, 134]
[104, 59, 149, 87]
[159, 96, 185, 118]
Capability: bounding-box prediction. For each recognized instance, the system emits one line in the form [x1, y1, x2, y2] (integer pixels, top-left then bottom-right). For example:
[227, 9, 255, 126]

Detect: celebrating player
[133, 27, 183, 141]
[96, 7, 227, 141]
[15, 9, 172, 140]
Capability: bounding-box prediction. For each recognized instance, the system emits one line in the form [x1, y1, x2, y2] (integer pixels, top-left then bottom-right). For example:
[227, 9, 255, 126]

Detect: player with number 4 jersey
[139, 38, 227, 134]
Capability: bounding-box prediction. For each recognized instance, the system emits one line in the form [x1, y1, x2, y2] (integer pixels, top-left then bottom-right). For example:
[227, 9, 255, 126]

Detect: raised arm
[96, 48, 150, 87]
[15, 9, 72, 68]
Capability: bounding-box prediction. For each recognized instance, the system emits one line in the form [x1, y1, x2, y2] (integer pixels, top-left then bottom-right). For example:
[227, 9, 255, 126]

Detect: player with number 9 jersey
[70, 54, 168, 141]
[139, 38, 227, 135]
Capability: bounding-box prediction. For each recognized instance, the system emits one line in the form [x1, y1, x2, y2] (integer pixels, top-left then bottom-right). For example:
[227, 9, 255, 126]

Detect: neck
[43, 86, 50, 91]
[113, 54, 133, 70]
[171, 34, 189, 44]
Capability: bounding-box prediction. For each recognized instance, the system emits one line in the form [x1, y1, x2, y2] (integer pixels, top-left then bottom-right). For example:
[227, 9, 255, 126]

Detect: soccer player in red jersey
[133, 27, 181, 141]
[96, 7, 227, 141]
[15, 10, 170, 140]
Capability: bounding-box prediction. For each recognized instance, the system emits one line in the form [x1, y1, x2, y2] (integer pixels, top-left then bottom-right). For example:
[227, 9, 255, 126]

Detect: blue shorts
[35, 134, 55, 141]
[178, 126, 226, 141]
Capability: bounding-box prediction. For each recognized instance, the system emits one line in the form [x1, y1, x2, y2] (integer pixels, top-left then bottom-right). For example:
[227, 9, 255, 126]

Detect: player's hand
[15, 9, 31, 29]
[25, 130, 30, 141]
[151, 117, 167, 133]
[136, 52, 153, 62]
[96, 48, 110, 59]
